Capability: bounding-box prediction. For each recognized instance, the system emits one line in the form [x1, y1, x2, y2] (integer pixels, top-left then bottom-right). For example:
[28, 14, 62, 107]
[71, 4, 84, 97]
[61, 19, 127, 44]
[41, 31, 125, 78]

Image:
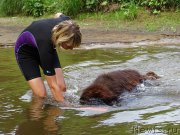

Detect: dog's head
[80, 84, 118, 105]
[145, 71, 160, 80]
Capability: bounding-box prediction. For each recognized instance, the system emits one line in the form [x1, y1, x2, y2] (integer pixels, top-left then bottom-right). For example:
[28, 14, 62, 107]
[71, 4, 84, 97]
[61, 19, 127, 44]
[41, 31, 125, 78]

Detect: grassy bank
[0, 9, 179, 33]
[77, 9, 180, 32]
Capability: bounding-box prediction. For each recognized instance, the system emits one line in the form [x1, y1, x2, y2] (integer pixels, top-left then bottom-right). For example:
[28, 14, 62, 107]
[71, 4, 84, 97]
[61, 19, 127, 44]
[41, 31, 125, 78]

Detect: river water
[0, 43, 180, 135]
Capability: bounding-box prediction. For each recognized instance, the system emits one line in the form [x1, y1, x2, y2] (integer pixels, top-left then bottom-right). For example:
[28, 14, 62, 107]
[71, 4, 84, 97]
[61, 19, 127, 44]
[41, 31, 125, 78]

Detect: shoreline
[0, 22, 180, 48]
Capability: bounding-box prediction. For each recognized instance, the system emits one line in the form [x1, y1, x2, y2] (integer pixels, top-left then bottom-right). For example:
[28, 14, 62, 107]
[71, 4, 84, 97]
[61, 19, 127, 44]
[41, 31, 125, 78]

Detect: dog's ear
[80, 85, 100, 104]
[80, 84, 118, 105]
[80, 85, 107, 99]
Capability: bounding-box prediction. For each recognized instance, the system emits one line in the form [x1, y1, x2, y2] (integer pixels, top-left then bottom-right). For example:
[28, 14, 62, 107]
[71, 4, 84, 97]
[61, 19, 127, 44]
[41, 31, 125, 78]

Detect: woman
[15, 13, 82, 103]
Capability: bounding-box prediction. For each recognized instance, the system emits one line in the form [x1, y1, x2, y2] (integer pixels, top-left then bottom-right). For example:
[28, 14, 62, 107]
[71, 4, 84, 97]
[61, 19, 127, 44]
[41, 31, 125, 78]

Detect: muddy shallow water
[0, 43, 180, 135]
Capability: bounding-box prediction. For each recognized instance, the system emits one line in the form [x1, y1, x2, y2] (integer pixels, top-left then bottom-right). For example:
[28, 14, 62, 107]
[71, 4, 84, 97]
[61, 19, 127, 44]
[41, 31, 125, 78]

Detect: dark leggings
[16, 44, 60, 81]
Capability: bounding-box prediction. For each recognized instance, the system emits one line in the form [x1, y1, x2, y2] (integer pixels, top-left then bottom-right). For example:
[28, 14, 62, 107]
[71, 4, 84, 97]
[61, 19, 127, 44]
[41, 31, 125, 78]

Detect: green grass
[0, 14, 54, 26]
[0, 0, 24, 16]
[0, 8, 179, 33]
[76, 8, 180, 32]
[143, 11, 180, 32]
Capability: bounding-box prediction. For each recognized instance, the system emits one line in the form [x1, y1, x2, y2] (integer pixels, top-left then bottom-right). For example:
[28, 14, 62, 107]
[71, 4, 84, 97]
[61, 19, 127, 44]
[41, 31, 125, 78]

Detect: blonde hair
[52, 20, 82, 48]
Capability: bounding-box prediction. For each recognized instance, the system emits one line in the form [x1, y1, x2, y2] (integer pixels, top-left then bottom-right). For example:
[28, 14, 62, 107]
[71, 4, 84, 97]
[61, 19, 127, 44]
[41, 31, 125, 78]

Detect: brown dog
[80, 69, 160, 105]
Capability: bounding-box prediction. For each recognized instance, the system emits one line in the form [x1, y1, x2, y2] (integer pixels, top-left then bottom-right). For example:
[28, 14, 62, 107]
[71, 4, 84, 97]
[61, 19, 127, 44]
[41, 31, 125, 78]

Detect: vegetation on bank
[0, 0, 179, 17]
[0, 0, 179, 32]
[77, 9, 180, 32]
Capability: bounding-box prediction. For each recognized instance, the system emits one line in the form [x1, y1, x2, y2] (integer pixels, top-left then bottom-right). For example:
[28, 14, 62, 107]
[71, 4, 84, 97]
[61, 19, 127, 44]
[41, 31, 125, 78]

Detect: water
[0, 44, 180, 135]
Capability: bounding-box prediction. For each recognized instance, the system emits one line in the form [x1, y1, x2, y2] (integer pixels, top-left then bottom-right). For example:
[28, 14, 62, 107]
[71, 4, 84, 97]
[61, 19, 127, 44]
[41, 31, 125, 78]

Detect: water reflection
[100, 103, 180, 126]
[0, 44, 180, 135]
[15, 96, 63, 135]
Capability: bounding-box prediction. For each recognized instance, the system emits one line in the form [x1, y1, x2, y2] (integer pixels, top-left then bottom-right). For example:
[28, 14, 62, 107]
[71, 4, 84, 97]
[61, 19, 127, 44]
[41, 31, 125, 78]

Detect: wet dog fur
[80, 69, 160, 105]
